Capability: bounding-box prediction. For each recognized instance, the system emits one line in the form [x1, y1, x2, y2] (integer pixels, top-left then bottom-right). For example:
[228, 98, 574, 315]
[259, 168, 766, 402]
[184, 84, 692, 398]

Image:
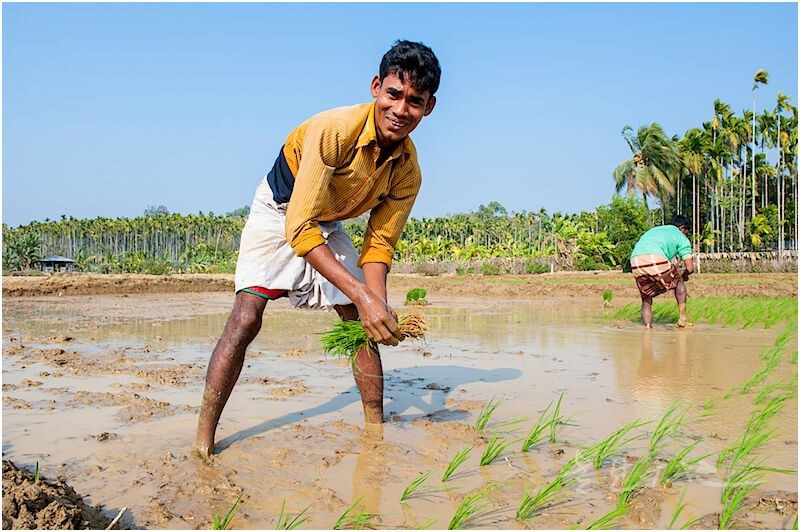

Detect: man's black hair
[379, 40, 441, 96]
[670, 214, 692, 232]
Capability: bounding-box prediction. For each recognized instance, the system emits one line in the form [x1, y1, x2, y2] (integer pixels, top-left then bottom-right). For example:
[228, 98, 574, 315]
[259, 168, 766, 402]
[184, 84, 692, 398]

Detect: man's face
[371, 71, 436, 150]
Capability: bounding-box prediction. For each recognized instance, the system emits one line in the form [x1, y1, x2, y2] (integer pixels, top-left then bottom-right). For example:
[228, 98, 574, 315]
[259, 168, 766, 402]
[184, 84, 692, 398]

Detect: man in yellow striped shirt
[196, 40, 440, 456]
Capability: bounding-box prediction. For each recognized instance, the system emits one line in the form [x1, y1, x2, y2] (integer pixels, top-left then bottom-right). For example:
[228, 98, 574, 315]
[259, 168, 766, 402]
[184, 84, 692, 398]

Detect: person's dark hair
[670, 214, 691, 232]
[379, 40, 441, 96]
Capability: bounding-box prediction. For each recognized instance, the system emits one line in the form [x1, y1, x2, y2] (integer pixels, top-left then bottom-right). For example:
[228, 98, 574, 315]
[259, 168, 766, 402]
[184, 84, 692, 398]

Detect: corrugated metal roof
[35, 256, 75, 263]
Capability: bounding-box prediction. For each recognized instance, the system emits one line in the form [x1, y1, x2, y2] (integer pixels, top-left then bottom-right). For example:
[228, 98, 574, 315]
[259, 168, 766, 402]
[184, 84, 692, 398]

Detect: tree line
[3, 72, 796, 274]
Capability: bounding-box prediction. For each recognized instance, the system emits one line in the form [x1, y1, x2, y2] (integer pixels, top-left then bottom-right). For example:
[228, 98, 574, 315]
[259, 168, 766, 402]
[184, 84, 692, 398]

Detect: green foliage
[34, 462, 40, 484]
[333, 498, 379, 530]
[617, 455, 653, 509]
[516, 471, 577, 521]
[276, 501, 311, 530]
[475, 397, 502, 431]
[649, 403, 687, 458]
[548, 393, 571, 443]
[592, 420, 646, 469]
[610, 296, 797, 328]
[481, 262, 504, 275]
[660, 440, 713, 485]
[479, 435, 514, 466]
[405, 287, 427, 302]
[585, 507, 627, 529]
[400, 472, 431, 502]
[448, 483, 498, 530]
[596, 195, 649, 265]
[212, 494, 243, 530]
[521, 401, 555, 452]
[442, 446, 472, 482]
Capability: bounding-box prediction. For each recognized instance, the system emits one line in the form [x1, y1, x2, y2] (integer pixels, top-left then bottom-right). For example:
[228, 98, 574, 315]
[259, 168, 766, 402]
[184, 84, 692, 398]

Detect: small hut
[33, 256, 76, 273]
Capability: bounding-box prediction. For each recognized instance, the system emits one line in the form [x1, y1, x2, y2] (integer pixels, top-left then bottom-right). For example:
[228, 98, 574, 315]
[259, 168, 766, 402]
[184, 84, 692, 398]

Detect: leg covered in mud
[640, 295, 653, 328]
[196, 292, 267, 456]
[674, 277, 690, 327]
[336, 304, 384, 424]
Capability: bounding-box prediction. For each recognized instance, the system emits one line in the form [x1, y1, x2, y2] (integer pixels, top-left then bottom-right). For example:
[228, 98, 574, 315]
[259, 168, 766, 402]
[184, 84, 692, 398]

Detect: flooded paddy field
[2, 281, 797, 529]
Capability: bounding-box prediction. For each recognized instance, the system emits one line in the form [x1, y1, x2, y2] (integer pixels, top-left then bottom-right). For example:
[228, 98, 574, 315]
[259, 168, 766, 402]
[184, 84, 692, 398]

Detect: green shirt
[630, 225, 692, 260]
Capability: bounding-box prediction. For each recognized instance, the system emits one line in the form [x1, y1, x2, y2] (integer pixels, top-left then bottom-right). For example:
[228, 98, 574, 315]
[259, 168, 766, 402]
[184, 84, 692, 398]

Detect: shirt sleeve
[284, 118, 341, 257]
[677, 233, 693, 260]
[358, 160, 421, 269]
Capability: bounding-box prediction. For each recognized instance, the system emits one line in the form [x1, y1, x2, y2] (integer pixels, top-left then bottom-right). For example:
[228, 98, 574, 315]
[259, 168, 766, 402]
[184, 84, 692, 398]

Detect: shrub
[481, 262, 504, 276]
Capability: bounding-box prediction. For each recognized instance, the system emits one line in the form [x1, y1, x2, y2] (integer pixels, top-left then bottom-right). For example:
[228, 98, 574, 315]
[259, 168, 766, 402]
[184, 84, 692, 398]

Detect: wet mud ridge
[2, 460, 116, 529]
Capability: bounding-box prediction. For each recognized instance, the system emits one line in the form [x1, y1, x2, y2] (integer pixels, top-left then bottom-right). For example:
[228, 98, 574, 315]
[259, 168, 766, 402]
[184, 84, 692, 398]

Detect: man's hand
[354, 286, 403, 346]
[682, 269, 690, 282]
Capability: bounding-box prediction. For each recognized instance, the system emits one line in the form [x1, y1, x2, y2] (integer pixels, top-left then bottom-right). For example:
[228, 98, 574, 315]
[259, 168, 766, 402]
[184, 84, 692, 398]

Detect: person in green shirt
[629, 215, 694, 328]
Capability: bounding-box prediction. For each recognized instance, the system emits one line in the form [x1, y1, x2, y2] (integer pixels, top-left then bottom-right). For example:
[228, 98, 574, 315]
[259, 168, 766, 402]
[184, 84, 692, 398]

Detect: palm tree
[613, 123, 680, 225]
[678, 128, 708, 254]
[751, 69, 769, 217]
[775, 92, 793, 256]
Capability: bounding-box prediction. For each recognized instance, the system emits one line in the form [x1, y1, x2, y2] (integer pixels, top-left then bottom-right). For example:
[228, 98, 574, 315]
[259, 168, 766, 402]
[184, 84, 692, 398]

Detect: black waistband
[266, 147, 295, 204]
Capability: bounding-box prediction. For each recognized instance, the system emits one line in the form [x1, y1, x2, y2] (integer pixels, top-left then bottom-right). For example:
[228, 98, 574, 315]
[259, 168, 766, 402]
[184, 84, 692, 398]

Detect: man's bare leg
[641, 295, 653, 328]
[336, 304, 384, 424]
[674, 278, 690, 327]
[195, 292, 268, 456]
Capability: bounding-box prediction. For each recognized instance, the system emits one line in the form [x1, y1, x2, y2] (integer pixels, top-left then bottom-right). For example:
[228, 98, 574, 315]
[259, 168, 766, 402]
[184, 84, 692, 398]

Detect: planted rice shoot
[609, 296, 797, 328]
[521, 401, 554, 452]
[405, 287, 428, 305]
[549, 393, 571, 443]
[668, 487, 702, 530]
[442, 445, 472, 482]
[448, 483, 498, 530]
[212, 494, 243, 530]
[585, 507, 627, 530]
[333, 497, 379, 530]
[617, 455, 653, 509]
[660, 440, 714, 485]
[593, 420, 646, 469]
[649, 403, 687, 457]
[400, 471, 432, 501]
[479, 435, 516, 466]
[516, 473, 577, 521]
[475, 396, 502, 431]
[276, 501, 311, 530]
[719, 461, 768, 530]
[320, 311, 428, 360]
[34, 461, 40, 484]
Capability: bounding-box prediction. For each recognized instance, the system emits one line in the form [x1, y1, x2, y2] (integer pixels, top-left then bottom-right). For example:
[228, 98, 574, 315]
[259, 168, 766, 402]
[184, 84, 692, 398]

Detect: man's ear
[370, 76, 381, 98]
[424, 95, 436, 117]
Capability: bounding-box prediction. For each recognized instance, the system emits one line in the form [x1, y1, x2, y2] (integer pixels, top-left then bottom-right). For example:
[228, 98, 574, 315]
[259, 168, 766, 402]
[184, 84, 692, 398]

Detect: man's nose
[394, 99, 409, 117]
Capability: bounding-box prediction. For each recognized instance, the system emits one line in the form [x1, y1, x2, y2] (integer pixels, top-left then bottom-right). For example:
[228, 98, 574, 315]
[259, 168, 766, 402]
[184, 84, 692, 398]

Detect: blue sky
[3, 2, 798, 227]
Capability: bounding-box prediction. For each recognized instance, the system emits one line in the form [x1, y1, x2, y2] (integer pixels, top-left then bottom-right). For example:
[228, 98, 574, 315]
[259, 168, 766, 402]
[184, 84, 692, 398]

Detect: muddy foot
[676, 319, 694, 328]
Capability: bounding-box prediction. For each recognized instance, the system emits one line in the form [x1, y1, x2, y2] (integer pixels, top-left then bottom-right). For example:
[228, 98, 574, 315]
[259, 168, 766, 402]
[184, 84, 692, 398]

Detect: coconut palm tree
[751, 69, 769, 216]
[613, 123, 680, 225]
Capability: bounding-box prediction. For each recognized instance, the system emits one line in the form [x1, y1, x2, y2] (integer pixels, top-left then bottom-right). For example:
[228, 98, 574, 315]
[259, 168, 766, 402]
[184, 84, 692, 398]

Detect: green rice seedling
[34, 461, 40, 484]
[754, 381, 786, 404]
[719, 461, 767, 529]
[791, 351, 798, 364]
[400, 471, 432, 501]
[320, 311, 428, 361]
[516, 473, 577, 521]
[792, 515, 797, 530]
[212, 494, 243, 530]
[448, 483, 498, 529]
[475, 396, 502, 431]
[521, 401, 554, 452]
[405, 287, 428, 305]
[417, 517, 437, 529]
[479, 435, 517, 466]
[333, 497, 379, 530]
[668, 487, 703, 530]
[649, 403, 687, 457]
[742, 349, 782, 393]
[488, 416, 529, 433]
[442, 445, 472, 482]
[602, 291, 613, 307]
[276, 501, 311, 530]
[585, 507, 627, 529]
[617, 455, 653, 510]
[593, 420, 646, 469]
[660, 440, 714, 485]
[549, 393, 572, 443]
[718, 425, 775, 469]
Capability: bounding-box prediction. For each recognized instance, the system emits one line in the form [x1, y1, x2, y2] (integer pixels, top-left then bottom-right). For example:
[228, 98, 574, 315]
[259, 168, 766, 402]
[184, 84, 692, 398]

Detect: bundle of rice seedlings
[320, 311, 428, 360]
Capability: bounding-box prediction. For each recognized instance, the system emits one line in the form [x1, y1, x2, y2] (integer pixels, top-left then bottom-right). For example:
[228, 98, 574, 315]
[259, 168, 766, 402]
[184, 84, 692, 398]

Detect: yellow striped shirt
[282, 101, 422, 268]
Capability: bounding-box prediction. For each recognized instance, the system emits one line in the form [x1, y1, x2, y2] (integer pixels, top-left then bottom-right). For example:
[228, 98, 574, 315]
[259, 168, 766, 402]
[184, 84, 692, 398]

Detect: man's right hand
[682, 269, 691, 282]
[354, 286, 403, 346]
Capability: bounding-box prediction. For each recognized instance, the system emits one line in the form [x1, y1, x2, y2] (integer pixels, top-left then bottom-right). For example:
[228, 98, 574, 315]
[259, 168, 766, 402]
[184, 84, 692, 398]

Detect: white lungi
[234, 178, 364, 310]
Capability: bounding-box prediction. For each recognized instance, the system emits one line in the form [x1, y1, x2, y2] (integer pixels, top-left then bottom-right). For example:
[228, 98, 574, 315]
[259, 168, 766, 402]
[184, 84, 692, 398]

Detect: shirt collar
[356, 101, 412, 160]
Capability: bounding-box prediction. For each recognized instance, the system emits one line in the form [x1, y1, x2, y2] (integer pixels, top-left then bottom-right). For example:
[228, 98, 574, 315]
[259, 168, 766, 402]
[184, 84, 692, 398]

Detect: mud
[2, 460, 112, 529]
[2, 274, 797, 529]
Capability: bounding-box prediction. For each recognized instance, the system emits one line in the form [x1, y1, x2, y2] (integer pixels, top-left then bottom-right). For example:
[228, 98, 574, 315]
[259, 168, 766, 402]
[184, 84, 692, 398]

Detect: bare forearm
[362, 262, 389, 303]
[683, 258, 694, 275]
[304, 244, 367, 304]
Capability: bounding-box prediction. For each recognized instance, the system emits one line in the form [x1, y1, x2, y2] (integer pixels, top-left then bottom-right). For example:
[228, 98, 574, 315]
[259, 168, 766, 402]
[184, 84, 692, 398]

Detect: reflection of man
[630, 215, 694, 328]
[195, 40, 441, 456]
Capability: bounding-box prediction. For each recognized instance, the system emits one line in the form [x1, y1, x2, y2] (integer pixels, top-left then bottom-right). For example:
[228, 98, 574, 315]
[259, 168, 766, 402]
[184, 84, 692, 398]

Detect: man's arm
[304, 244, 402, 346]
[681, 257, 694, 280]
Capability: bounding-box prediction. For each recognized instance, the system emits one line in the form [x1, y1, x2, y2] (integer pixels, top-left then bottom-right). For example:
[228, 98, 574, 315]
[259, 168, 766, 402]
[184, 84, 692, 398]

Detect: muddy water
[2, 293, 797, 529]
